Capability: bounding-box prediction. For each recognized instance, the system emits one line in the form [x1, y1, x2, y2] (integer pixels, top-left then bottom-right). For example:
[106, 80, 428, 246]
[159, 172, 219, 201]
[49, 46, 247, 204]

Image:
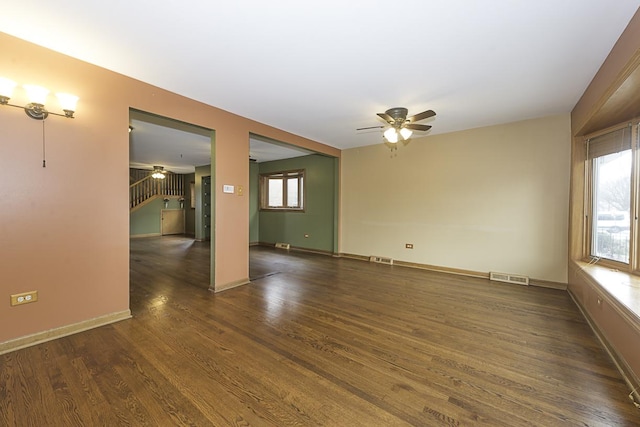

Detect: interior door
[161, 209, 185, 235]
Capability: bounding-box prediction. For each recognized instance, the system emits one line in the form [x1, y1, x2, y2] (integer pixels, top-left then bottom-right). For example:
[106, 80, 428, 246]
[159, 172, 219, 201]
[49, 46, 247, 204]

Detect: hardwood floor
[1, 235, 638, 426]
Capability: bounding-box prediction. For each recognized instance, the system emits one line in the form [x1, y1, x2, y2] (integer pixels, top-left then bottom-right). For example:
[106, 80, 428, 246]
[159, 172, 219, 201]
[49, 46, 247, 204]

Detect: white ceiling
[129, 110, 316, 173]
[2, 1, 640, 172]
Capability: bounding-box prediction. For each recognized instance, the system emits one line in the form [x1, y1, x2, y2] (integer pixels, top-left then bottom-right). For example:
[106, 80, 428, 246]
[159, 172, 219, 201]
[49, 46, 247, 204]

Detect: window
[587, 125, 634, 264]
[260, 170, 304, 211]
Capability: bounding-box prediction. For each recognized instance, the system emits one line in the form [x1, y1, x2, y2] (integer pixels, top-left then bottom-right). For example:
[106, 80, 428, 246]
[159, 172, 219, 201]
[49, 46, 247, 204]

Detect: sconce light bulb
[23, 84, 49, 105]
[0, 77, 17, 103]
[56, 93, 79, 117]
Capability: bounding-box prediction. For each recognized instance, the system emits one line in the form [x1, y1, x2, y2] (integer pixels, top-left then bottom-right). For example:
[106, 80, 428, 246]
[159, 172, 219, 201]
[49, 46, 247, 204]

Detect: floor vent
[490, 272, 529, 286]
[275, 242, 290, 250]
[369, 255, 394, 265]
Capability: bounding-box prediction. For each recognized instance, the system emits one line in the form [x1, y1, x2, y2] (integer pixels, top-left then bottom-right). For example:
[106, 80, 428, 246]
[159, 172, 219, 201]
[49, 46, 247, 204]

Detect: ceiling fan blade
[356, 125, 385, 131]
[376, 112, 395, 124]
[407, 109, 436, 123]
[405, 124, 432, 131]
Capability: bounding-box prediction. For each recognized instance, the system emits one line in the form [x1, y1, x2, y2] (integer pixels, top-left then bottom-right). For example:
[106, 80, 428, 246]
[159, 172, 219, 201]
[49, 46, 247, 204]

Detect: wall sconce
[0, 77, 78, 119]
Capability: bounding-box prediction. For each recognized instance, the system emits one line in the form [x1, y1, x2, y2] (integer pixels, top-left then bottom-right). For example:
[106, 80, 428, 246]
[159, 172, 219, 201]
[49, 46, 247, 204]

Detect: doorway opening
[129, 109, 215, 292]
[248, 133, 339, 280]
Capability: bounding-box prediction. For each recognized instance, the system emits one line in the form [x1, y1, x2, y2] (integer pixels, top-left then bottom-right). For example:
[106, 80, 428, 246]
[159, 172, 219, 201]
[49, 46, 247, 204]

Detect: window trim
[259, 169, 305, 212]
[584, 121, 638, 271]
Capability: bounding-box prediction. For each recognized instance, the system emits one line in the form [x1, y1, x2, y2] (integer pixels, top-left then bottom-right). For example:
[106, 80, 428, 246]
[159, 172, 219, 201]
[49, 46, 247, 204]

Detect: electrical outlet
[405, 243, 414, 249]
[10, 290, 38, 306]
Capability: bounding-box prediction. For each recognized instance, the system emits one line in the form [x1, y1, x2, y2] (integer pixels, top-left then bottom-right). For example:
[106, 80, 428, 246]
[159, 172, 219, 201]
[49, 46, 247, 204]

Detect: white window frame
[260, 169, 305, 211]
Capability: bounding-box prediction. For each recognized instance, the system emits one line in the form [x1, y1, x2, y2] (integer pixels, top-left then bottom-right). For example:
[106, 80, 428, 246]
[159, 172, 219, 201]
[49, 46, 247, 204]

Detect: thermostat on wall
[223, 185, 234, 194]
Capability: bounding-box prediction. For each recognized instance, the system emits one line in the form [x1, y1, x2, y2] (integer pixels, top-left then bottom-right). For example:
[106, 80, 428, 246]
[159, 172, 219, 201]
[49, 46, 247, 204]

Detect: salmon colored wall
[214, 125, 250, 290]
[0, 32, 339, 343]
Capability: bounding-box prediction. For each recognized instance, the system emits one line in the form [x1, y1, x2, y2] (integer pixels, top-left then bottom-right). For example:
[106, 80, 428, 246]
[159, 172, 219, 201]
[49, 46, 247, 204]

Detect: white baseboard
[212, 278, 250, 293]
[0, 310, 132, 355]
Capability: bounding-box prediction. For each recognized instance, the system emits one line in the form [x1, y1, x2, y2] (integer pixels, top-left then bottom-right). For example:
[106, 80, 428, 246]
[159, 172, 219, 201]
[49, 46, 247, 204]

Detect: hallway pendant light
[152, 166, 167, 179]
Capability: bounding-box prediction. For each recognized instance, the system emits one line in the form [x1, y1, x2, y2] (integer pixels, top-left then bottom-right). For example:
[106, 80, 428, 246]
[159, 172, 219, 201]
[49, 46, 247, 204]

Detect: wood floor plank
[121, 288, 407, 426]
[1, 236, 639, 426]
[216, 290, 551, 426]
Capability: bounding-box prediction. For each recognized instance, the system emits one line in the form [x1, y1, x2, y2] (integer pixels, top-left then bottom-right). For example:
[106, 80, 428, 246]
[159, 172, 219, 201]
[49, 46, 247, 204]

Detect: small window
[260, 170, 304, 211]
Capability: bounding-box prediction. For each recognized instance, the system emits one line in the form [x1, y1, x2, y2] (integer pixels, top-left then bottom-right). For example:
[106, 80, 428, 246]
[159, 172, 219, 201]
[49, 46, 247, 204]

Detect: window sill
[573, 260, 640, 321]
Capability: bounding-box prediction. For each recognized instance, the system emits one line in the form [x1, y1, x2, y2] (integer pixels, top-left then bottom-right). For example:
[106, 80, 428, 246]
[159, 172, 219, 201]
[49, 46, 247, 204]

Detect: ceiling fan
[357, 107, 436, 144]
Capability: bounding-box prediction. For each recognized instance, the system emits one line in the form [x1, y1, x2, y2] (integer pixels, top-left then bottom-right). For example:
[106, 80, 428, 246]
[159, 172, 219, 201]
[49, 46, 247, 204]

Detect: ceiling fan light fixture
[384, 127, 398, 143]
[364, 107, 436, 150]
[399, 128, 413, 140]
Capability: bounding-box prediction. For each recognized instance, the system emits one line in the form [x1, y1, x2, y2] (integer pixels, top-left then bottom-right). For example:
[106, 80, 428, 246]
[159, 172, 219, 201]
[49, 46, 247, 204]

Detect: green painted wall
[130, 196, 183, 236]
[258, 154, 336, 252]
[249, 161, 260, 243]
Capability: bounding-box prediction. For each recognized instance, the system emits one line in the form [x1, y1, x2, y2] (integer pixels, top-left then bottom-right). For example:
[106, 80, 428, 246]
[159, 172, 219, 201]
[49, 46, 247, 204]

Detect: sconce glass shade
[23, 84, 49, 105]
[399, 128, 413, 140]
[56, 93, 79, 117]
[384, 127, 398, 143]
[0, 77, 17, 103]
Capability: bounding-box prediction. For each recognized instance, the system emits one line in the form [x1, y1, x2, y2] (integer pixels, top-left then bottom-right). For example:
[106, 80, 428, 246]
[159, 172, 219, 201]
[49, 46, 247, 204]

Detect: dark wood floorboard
[1, 235, 639, 426]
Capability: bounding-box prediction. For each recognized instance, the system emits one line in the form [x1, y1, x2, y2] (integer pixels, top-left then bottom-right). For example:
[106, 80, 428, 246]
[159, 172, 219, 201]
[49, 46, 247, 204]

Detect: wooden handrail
[129, 173, 185, 209]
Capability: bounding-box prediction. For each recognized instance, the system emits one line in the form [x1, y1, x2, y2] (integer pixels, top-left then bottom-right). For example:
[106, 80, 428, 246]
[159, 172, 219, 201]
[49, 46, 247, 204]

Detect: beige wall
[341, 114, 571, 283]
[0, 32, 338, 344]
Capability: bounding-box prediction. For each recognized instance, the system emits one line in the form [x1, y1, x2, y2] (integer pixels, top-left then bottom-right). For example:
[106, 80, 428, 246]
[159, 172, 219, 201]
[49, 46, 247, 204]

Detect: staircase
[130, 173, 185, 211]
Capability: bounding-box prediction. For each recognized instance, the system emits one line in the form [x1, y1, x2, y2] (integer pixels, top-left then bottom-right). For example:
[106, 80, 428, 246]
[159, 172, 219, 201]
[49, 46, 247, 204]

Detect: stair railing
[130, 173, 184, 209]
